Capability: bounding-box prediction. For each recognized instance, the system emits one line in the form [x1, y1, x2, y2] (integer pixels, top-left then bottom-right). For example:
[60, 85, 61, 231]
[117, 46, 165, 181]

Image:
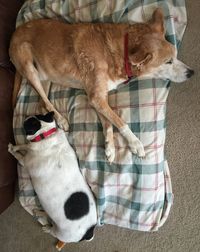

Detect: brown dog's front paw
[56, 116, 69, 132]
[119, 125, 145, 158]
[129, 139, 145, 158]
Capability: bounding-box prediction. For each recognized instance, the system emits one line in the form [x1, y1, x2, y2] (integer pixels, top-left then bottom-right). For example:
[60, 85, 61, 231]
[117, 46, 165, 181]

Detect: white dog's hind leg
[42, 225, 56, 238]
[42, 225, 52, 233]
[33, 209, 48, 218]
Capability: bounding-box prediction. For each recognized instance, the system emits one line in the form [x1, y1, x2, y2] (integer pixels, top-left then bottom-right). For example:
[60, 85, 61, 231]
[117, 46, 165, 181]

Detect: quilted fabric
[13, 0, 186, 231]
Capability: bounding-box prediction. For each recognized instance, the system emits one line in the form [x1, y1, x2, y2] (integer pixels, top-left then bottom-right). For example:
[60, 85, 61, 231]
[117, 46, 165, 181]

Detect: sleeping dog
[8, 112, 97, 250]
[10, 8, 194, 163]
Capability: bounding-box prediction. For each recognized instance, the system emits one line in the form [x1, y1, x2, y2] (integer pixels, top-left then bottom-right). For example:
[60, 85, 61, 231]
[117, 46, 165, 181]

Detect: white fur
[8, 124, 97, 243]
[119, 125, 145, 157]
[142, 58, 192, 83]
[107, 78, 126, 91]
[107, 58, 192, 90]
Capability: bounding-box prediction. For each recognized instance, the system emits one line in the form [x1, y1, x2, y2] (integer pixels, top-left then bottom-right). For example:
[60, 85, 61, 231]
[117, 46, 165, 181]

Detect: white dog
[8, 112, 97, 246]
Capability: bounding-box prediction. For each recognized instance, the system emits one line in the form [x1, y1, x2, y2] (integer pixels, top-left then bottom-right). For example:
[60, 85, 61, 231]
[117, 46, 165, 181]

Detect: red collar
[124, 33, 133, 82]
[31, 128, 57, 142]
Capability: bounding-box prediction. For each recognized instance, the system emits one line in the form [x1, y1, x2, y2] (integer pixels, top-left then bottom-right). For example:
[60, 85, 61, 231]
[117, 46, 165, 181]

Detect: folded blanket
[13, 0, 186, 232]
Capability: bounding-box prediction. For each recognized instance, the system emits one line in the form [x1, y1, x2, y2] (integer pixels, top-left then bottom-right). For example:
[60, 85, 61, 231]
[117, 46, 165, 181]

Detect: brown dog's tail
[12, 70, 22, 108]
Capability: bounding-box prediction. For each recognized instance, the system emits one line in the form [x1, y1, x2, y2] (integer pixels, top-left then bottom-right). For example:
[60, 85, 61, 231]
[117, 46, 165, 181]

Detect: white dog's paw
[129, 138, 145, 158]
[105, 141, 115, 163]
[56, 115, 69, 132]
[42, 225, 52, 233]
[8, 143, 14, 154]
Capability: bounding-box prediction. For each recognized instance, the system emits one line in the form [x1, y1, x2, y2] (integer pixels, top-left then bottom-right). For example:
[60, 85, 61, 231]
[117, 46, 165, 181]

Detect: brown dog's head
[129, 8, 194, 82]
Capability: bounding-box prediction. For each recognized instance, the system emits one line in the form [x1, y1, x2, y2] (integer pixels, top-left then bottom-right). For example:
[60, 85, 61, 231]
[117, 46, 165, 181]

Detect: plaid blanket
[13, 0, 186, 232]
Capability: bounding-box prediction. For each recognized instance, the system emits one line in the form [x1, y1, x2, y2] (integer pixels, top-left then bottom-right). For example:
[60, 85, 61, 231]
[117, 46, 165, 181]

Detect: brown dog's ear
[150, 8, 165, 35]
[129, 49, 152, 67]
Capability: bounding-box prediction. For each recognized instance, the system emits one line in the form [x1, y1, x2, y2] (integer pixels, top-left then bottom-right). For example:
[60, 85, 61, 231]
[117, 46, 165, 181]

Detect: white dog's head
[128, 8, 194, 82]
[23, 112, 56, 141]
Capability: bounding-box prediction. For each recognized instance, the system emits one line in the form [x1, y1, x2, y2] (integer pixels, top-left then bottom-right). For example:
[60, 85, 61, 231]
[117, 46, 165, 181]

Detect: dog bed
[13, 0, 187, 232]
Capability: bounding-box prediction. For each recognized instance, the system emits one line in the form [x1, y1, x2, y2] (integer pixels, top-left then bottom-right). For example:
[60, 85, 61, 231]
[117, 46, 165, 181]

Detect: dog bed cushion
[13, 0, 186, 232]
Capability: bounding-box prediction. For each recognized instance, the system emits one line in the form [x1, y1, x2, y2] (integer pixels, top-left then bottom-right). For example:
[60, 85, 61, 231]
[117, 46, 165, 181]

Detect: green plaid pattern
[14, 0, 186, 231]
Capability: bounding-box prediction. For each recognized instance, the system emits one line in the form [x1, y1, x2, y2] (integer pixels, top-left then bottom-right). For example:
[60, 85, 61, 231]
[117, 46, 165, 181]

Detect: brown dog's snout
[186, 69, 194, 79]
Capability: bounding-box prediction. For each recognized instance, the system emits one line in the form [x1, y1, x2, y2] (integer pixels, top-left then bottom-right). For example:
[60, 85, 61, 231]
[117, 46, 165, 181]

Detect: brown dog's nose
[186, 69, 194, 78]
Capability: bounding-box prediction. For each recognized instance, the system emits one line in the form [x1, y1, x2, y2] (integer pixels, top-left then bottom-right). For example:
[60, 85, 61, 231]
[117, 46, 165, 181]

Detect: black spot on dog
[64, 192, 89, 220]
[35, 112, 54, 123]
[23, 117, 41, 135]
[79, 225, 95, 242]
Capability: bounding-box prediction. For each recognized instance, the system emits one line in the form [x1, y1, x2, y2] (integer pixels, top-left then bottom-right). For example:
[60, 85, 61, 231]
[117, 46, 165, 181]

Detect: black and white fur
[8, 112, 97, 243]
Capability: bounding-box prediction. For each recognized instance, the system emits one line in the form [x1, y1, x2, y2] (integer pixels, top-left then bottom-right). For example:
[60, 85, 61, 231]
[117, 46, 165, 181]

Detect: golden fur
[10, 8, 176, 162]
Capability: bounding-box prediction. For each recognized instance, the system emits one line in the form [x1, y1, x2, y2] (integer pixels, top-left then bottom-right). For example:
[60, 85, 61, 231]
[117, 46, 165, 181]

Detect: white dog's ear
[129, 49, 152, 67]
[149, 8, 165, 35]
[46, 111, 55, 121]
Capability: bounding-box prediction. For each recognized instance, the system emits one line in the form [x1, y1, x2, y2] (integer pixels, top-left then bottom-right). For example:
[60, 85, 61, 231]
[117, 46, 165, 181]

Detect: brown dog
[9, 8, 193, 162]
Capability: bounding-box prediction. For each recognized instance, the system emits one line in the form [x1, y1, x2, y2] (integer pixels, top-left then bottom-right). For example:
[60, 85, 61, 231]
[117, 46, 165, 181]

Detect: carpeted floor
[0, 1, 199, 252]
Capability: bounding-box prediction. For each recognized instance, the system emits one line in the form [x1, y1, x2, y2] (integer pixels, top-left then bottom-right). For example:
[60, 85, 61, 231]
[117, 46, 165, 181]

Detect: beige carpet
[0, 1, 199, 251]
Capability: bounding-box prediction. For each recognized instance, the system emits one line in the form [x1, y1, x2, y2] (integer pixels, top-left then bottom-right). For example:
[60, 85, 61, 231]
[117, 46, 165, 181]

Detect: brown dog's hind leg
[13, 44, 68, 130]
[11, 42, 69, 130]
[37, 80, 52, 114]
[25, 63, 68, 130]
